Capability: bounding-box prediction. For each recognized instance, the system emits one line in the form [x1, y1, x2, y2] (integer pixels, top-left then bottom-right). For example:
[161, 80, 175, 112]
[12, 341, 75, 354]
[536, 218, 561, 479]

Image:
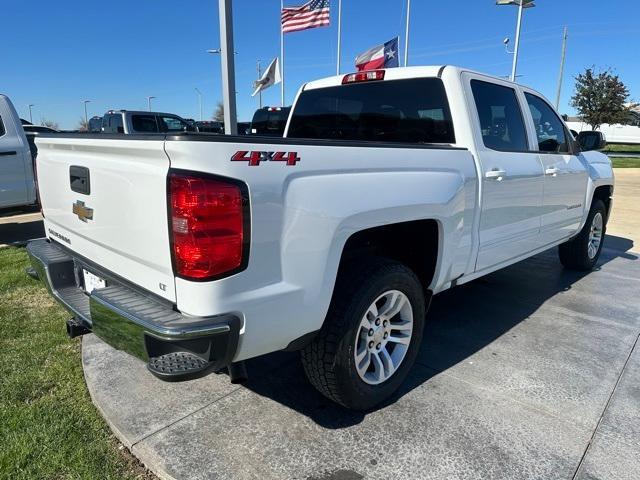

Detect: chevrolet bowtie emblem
[72, 200, 94, 222]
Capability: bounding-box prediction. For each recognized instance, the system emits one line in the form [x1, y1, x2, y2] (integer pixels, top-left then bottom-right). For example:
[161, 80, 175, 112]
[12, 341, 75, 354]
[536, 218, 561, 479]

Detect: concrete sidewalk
[82, 238, 640, 480]
[607, 168, 640, 249]
[0, 211, 43, 247]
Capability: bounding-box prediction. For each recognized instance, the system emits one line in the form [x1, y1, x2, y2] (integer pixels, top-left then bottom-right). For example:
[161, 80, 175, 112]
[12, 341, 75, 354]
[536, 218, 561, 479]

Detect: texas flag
[355, 37, 400, 71]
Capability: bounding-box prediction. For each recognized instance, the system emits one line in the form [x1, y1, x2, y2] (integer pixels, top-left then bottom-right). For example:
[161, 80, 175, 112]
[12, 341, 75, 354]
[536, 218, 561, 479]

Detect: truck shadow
[0, 219, 44, 246]
[240, 234, 637, 428]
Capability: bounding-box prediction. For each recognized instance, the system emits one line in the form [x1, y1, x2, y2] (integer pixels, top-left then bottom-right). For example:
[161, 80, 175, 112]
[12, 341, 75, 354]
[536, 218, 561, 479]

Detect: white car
[24, 66, 614, 409]
[0, 95, 37, 209]
[566, 118, 640, 145]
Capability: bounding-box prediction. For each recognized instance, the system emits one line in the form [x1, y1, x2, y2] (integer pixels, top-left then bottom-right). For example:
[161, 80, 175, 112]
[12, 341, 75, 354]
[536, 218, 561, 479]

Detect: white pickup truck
[26, 66, 614, 410]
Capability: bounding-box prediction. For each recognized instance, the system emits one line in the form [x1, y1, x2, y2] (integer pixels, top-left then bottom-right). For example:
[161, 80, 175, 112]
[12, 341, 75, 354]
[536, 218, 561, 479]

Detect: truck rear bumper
[26, 238, 240, 381]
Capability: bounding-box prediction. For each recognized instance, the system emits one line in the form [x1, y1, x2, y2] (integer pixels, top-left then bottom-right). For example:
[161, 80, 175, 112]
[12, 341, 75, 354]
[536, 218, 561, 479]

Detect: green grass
[0, 247, 153, 480]
[611, 157, 640, 168]
[603, 143, 640, 153]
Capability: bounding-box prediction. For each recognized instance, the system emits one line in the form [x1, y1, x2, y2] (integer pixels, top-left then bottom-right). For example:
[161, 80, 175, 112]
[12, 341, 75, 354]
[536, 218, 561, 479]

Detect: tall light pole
[216, 0, 238, 135]
[404, 0, 411, 67]
[83, 100, 91, 129]
[497, 0, 535, 81]
[195, 88, 203, 121]
[256, 61, 263, 109]
[555, 26, 568, 110]
[146, 96, 156, 111]
[336, 0, 342, 74]
[28, 104, 34, 124]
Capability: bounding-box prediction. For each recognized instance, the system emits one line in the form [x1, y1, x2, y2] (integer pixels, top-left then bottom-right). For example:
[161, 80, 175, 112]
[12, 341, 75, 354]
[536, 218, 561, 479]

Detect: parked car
[101, 110, 196, 134]
[25, 66, 614, 410]
[88, 116, 103, 133]
[0, 95, 38, 209]
[250, 106, 291, 136]
[196, 121, 252, 135]
[237, 121, 252, 135]
[195, 120, 224, 133]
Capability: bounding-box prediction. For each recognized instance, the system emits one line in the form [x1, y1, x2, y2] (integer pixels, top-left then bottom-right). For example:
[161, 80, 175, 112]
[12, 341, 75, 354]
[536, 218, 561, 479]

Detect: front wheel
[559, 199, 607, 271]
[301, 258, 425, 410]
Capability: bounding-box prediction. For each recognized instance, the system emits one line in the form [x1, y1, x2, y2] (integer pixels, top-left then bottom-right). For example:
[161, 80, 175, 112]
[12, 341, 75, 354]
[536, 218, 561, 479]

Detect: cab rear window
[287, 78, 455, 144]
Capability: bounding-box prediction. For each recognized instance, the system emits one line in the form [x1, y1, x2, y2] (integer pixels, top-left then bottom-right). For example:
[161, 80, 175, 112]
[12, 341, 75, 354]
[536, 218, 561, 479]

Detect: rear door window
[470, 79, 529, 152]
[0, 116, 5, 137]
[524, 93, 569, 153]
[158, 116, 188, 132]
[131, 115, 159, 133]
[287, 78, 455, 144]
[111, 115, 124, 133]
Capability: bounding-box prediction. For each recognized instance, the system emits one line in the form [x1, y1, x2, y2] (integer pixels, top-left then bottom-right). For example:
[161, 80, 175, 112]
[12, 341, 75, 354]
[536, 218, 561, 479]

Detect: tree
[40, 118, 59, 130]
[77, 117, 89, 132]
[213, 101, 224, 122]
[571, 68, 634, 130]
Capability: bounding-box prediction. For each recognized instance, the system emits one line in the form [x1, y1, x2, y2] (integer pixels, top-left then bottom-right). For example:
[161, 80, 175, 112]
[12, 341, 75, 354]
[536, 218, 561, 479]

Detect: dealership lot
[2, 170, 639, 480]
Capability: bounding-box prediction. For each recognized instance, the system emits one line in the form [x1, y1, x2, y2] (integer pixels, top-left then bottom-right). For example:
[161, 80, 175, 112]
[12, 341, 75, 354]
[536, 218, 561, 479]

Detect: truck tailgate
[35, 136, 176, 302]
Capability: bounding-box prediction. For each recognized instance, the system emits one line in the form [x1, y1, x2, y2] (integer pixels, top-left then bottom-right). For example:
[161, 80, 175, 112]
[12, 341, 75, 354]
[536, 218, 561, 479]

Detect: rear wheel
[559, 199, 606, 271]
[301, 258, 425, 410]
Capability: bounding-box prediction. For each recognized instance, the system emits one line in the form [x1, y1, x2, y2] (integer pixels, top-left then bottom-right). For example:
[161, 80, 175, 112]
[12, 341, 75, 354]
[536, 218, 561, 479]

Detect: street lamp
[83, 100, 91, 130]
[497, 0, 535, 81]
[146, 96, 156, 112]
[28, 104, 35, 124]
[195, 88, 203, 121]
[206, 45, 239, 135]
[503, 37, 513, 54]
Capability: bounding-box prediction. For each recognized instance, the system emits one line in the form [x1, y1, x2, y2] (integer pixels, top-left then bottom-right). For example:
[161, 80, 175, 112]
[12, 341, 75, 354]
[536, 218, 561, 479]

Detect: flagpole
[336, 0, 342, 75]
[280, 0, 285, 106]
[404, 0, 411, 66]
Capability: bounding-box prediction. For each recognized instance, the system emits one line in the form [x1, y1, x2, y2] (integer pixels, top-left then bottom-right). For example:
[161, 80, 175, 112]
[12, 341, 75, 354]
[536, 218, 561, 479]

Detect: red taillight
[169, 172, 247, 280]
[342, 70, 385, 84]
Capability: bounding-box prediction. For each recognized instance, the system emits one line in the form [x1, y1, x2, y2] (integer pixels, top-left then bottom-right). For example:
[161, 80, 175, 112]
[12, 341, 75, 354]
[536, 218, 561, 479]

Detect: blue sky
[3, 0, 639, 129]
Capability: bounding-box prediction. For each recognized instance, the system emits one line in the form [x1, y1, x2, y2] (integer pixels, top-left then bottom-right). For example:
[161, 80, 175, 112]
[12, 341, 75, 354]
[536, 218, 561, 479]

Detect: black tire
[301, 258, 425, 410]
[559, 199, 607, 271]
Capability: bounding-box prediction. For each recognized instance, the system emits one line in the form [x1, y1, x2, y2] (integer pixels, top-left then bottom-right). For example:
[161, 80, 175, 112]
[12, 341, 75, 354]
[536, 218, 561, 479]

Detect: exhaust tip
[26, 267, 39, 280]
[66, 318, 91, 338]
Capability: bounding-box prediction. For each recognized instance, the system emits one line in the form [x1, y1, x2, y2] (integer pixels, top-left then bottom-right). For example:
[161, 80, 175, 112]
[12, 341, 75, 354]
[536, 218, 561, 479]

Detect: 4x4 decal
[231, 151, 300, 166]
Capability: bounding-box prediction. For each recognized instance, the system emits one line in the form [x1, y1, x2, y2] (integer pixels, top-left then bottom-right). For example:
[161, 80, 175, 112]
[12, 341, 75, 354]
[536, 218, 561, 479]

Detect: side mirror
[577, 130, 606, 151]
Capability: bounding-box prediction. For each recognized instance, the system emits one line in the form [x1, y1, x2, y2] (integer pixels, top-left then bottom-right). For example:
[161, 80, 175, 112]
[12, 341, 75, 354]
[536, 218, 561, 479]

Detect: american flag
[281, 0, 330, 34]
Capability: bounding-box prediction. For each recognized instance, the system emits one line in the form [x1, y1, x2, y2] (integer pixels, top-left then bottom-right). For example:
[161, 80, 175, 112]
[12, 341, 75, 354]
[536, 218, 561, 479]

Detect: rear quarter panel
[165, 138, 478, 361]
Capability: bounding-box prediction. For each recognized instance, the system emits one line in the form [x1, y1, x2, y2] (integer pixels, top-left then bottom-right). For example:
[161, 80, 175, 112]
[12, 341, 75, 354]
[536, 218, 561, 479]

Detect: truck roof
[302, 65, 520, 91]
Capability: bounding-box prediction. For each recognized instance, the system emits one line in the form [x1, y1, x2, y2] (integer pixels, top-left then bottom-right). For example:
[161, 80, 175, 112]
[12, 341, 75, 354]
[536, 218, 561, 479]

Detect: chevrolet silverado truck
[25, 66, 614, 410]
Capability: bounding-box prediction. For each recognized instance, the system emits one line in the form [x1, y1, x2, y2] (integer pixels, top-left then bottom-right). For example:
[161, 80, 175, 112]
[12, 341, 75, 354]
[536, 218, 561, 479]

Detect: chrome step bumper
[26, 238, 240, 381]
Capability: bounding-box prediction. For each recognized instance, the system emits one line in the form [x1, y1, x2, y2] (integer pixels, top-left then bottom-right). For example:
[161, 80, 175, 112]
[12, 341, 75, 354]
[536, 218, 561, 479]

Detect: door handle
[0, 150, 17, 157]
[545, 167, 559, 177]
[485, 169, 506, 181]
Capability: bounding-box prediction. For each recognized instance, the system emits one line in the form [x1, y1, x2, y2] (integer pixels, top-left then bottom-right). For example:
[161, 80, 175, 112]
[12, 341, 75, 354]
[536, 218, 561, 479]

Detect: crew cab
[26, 66, 614, 410]
[0, 95, 38, 209]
